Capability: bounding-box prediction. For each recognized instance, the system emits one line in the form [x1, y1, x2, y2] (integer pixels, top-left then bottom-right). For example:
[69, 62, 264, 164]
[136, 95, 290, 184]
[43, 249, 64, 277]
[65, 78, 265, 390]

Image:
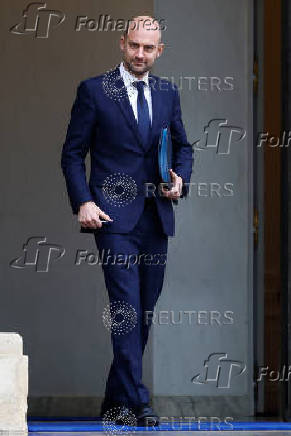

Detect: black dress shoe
[135, 404, 159, 427]
[100, 398, 113, 417]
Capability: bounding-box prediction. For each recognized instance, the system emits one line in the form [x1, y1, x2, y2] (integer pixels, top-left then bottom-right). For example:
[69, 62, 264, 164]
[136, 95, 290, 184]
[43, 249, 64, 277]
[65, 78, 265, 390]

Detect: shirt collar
[119, 61, 149, 88]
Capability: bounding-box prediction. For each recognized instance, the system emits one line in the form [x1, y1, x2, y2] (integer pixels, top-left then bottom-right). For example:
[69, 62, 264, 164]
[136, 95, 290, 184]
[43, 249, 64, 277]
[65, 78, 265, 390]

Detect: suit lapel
[111, 66, 145, 149]
[148, 74, 164, 151]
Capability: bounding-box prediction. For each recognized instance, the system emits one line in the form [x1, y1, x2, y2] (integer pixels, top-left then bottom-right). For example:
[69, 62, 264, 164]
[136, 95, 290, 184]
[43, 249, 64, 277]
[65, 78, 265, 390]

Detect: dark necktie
[133, 80, 151, 147]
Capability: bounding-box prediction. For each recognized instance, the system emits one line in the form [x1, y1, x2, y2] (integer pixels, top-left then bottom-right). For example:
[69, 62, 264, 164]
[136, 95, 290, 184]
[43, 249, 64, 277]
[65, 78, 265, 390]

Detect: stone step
[0, 333, 23, 356]
[0, 334, 28, 434]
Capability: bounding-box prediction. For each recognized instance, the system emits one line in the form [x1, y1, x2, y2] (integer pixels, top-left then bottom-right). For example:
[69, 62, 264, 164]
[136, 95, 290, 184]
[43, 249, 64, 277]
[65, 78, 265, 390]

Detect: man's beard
[124, 59, 151, 76]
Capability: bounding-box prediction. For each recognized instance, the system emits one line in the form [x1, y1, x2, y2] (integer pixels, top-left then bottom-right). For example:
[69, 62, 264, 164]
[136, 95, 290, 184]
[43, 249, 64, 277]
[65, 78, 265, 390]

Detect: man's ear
[120, 35, 125, 51]
[157, 42, 165, 58]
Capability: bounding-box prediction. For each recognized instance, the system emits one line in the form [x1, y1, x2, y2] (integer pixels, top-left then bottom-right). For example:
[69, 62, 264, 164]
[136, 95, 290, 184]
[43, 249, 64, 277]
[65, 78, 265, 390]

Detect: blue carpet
[27, 420, 291, 431]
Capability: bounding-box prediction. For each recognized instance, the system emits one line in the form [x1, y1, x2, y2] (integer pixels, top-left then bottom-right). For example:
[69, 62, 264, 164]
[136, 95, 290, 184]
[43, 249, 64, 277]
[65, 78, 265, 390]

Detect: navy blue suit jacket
[61, 66, 193, 236]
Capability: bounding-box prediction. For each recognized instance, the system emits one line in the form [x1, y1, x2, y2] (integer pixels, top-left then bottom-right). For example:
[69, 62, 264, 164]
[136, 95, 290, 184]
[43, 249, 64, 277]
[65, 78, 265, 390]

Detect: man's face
[120, 20, 163, 77]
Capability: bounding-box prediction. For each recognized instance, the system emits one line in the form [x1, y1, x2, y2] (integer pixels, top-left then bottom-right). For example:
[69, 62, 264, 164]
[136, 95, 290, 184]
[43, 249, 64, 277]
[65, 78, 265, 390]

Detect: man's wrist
[80, 200, 94, 206]
[78, 200, 96, 212]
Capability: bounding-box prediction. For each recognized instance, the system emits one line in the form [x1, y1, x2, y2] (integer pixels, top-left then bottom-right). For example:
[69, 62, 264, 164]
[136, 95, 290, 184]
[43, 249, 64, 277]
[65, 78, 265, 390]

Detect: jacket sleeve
[61, 80, 96, 214]
[170, 84, 193, 198]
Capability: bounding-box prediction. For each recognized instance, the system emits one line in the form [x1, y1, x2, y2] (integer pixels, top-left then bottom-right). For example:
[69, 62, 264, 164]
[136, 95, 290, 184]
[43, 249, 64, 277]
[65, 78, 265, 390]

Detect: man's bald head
[123, 15, 162, 44]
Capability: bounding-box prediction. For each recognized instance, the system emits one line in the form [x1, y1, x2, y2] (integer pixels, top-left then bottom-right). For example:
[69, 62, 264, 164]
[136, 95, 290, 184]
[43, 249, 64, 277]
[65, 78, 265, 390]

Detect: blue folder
[158, 126, 172, 186]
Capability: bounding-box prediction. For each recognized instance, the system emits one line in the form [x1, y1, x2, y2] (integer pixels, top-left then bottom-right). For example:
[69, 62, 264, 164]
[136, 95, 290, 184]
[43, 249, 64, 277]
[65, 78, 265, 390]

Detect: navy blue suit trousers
[95, 198, 168, 409]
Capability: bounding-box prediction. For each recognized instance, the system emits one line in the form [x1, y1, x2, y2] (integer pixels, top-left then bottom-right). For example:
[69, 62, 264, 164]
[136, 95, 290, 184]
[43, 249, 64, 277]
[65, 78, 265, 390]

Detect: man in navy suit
[61, 15, 192, 426]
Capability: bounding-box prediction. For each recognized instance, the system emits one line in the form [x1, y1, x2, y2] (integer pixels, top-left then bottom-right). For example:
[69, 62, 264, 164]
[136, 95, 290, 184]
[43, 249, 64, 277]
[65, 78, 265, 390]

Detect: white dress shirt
[119, 61, 152, 125]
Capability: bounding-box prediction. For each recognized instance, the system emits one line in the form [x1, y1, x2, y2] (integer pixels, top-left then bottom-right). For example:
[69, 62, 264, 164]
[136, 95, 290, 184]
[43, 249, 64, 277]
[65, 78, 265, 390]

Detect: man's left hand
[161, 169, 183, 200]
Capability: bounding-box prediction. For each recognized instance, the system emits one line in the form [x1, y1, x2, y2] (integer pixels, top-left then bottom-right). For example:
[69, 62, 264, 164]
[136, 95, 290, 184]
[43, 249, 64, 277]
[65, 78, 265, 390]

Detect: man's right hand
[78, 201, 113, 229]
